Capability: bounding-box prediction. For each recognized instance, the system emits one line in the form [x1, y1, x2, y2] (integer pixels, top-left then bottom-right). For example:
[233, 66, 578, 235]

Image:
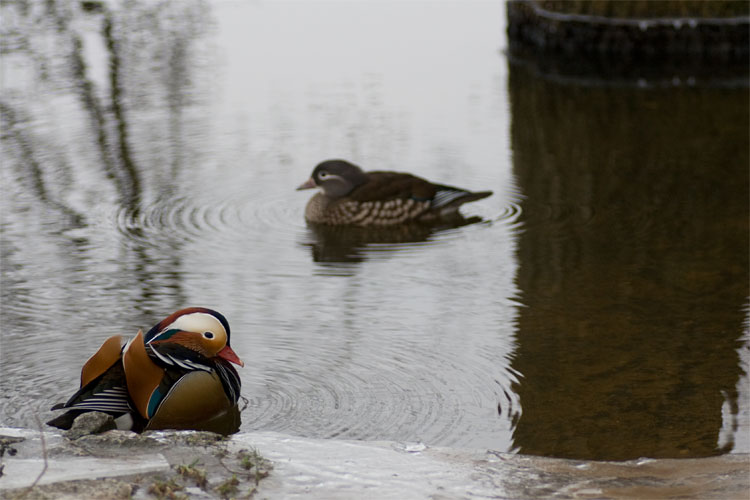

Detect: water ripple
[112, 195, 251, 247]
[494, 200, 524, 228]
[6, 188, 521, 449]
[109, 186, 522, 256]
[242, 329, 521, 447]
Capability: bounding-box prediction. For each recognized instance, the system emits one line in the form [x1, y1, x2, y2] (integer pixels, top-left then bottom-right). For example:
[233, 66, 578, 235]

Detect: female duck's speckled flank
[297, 159, 492, 226]
[47, 307, 244, 435]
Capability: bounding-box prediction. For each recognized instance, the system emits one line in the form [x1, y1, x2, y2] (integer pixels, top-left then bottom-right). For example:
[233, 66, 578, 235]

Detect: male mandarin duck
[297, 159, 492, 226]
[47, 307, 244, 435]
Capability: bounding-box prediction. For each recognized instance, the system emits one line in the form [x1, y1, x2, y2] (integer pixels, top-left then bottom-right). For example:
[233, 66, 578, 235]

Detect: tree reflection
[508, 61, 749, 460]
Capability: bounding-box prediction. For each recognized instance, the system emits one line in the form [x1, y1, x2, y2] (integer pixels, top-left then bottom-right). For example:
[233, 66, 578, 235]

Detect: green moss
[147, 477, 186, 500]
[237, 448, 272, 484]
[175, 459, 208, 489]
[215, 474, 240, 498]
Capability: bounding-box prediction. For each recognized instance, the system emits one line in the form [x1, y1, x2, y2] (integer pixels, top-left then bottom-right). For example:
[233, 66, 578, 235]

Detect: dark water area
[1, 1, 748, 462]
[508, 65, 749, 460]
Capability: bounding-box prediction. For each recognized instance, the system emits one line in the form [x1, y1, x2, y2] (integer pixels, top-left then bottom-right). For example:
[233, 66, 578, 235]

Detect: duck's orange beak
[296, 177, 317, 190]
[217, 345, 244, 367]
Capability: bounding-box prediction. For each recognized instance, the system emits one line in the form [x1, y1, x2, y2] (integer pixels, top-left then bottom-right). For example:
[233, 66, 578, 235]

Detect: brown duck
[297, 159, 492, 226]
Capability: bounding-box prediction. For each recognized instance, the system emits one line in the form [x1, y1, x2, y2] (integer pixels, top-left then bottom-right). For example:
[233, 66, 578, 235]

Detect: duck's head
[145, 307, 243, 366]
[297, 159, 369, 199]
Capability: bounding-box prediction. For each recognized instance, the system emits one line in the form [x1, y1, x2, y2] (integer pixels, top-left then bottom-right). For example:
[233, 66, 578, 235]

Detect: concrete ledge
[1, 427, 748, 499]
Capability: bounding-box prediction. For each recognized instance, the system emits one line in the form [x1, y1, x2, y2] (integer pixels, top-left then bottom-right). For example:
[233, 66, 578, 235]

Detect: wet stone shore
[506, 0, 749, 82]
[507, 0, 749, 60]
[1, 427, 748, 499]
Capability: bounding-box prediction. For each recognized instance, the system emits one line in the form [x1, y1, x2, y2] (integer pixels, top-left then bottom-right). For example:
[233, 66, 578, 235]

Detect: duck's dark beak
[297, 177, 317, 190]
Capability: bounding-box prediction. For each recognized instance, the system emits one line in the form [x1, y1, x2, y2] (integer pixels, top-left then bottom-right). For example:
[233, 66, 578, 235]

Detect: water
[508, 64, 749, 460]
[0, 1, 747, 461]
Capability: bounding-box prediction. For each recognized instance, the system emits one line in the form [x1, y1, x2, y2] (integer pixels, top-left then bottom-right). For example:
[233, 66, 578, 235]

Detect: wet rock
[64, 412, 116, 440]
[144, 430, 227, 447]
[73, 429, 159, 450]
[0, 435, 24, 458]
[0, 427, 270, 499]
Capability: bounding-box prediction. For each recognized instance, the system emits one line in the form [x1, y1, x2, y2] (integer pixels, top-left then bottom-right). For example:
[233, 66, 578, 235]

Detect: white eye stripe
[318, 172, 345, 183]
[166, 313, 226, 339]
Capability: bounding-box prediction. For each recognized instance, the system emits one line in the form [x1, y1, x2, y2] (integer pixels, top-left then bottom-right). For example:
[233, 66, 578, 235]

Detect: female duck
[297, 159, 492, 226]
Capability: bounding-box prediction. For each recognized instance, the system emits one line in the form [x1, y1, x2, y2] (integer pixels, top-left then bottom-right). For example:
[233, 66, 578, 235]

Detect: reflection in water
[4, 0, 747, 461]
[2, 1, 522, 451]
[302, 216, 484, 268]
[0, 102, 85, 229]
[508, 62, 749, 460]
[1, 0, 212, 420]
[720, 306, 750, 453]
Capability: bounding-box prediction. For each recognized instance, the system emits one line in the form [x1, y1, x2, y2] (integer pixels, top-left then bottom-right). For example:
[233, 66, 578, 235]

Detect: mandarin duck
[297, 159, 492, 226]
[47, 307, 244, 435]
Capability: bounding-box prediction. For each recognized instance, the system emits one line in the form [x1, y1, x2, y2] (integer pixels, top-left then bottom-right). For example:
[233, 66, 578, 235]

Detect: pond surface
[1, 1, 747, 461]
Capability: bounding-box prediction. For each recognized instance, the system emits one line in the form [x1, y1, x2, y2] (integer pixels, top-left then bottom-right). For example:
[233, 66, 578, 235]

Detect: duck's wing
[429, 183, 493, 210]
[47, 335, 134, 430]
[349, 171, 437, 202]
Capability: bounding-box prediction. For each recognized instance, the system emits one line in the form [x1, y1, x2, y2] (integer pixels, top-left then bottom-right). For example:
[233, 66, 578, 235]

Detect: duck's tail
[431, 185, 493, 211]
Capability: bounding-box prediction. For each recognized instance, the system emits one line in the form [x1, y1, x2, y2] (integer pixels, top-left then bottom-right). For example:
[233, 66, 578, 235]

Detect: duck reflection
[303, 214, 484, 265]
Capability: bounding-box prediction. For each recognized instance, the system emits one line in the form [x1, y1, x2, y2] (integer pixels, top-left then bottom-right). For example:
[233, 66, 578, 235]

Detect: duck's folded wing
[46, 360, 132, 430]
[350, 172, 437, 202]
[430, 184, 492, 210]
[49, 335, 132, 416]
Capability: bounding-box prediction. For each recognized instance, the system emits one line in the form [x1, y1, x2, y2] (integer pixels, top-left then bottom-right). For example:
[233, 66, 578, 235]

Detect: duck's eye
[203, 331, 215, 339]
[318, 171, 329, 179]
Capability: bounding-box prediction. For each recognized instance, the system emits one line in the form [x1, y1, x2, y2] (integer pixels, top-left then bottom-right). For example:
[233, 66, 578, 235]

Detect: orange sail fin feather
[80, 335, 123, 387]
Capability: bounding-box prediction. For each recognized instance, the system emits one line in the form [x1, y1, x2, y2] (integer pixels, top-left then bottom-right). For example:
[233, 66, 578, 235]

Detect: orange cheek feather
[151, 332, 209, 357]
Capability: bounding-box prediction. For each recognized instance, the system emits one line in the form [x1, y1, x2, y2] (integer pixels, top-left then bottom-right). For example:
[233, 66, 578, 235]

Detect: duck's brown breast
[304, 192, 331, 223]
[145, 370, 239, 434]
